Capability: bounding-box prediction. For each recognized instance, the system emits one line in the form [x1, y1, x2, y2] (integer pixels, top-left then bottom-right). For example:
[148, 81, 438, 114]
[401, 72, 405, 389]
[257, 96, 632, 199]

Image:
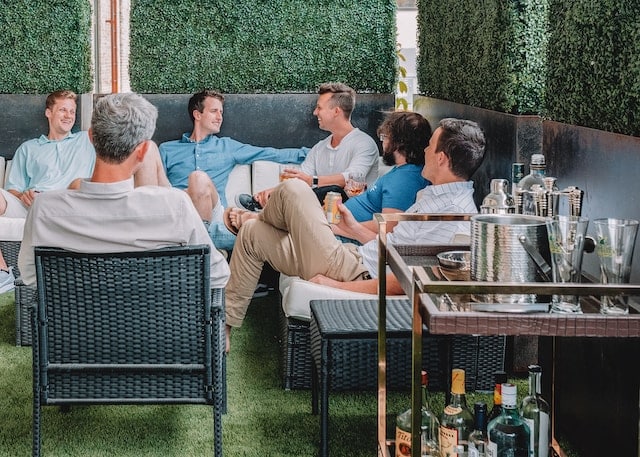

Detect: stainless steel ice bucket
[470, 214, 550, 303]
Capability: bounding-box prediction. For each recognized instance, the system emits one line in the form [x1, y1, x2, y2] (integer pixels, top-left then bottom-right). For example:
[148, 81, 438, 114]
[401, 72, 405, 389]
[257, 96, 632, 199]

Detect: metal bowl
[436, 250, 471, 270]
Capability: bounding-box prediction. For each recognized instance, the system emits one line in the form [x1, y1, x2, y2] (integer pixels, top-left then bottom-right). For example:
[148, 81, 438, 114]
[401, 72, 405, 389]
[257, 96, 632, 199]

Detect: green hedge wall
[129, 0, 396, 94]
[546, 1, 640, 137]
[0, 0, 92, 94]
[417, 0, 547, 115]
[417, 0, 640, 137]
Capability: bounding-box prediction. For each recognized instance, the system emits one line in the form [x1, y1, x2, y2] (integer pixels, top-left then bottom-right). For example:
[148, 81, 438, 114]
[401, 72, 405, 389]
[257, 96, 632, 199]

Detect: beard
[382, 149, 396, 167]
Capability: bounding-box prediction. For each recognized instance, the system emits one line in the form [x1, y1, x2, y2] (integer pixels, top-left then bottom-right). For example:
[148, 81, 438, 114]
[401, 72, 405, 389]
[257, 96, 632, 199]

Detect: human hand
[284, 168, 312, 186]
[254, 188, 274, 208]
[331, 202, 359, 236]
[308, 274, 341, 288]
[20, 189, 39, 207]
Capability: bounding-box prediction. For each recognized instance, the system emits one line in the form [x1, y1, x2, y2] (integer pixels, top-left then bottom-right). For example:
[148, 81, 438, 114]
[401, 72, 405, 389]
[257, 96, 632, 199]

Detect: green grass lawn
[0, 289, 525, 456]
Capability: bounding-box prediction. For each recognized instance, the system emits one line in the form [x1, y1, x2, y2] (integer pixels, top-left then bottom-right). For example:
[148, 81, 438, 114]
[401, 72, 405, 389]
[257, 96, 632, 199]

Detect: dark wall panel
[142, 94, 394, 150]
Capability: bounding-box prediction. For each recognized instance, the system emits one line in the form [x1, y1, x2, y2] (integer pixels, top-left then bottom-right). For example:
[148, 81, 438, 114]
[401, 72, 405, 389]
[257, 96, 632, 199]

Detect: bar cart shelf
[374, 213, 640, 457]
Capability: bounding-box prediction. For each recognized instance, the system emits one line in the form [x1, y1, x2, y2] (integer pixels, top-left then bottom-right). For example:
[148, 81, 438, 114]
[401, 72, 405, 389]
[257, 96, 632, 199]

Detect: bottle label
[539, 412, 550, 457]
[443, 405, 463, 415]
[439, 426, 460, 457]
[486, 440, 497, 457]
[524, 417, 535, 456]
[395, 427, 412, 457]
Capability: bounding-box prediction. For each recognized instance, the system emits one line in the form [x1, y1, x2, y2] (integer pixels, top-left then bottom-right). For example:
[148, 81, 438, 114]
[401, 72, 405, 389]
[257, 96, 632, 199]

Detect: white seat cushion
[251, 160, 281, 194]
[0, 217, 25, 241]
[279, 274, 407, 321]
[225, 164, 251, 208]
[0, 159, 25, 241]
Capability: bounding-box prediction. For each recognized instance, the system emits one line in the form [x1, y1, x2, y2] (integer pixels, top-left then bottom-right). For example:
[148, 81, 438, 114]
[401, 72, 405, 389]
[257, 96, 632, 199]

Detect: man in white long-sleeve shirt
[19, 93, 230, 288]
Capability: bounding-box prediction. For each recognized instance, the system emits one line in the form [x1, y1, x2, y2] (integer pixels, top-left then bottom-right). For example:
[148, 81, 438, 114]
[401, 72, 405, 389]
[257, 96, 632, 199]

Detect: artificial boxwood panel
[129, 0, 396, 94]
[417, 0, 640, 137]
[417, 0, 547, 115]
[546, 0, 640, 137]
[0, 0, 92, 94]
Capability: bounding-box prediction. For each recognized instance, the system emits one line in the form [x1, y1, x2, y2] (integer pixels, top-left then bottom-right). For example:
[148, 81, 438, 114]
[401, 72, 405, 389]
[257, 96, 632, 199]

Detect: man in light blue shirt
[1, 90, 96, 218]
[159, 89, 308, 250]
[0, 90, 96, 291]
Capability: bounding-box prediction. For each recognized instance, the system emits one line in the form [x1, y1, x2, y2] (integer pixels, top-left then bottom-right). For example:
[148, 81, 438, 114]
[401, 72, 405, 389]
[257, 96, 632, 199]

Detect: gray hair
[91, 93, 158, 164]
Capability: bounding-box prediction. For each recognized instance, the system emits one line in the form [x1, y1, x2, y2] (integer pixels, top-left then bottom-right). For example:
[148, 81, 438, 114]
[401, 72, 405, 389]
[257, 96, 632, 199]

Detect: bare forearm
[317, 173, 346, 188]
[309, 273, 405, 295]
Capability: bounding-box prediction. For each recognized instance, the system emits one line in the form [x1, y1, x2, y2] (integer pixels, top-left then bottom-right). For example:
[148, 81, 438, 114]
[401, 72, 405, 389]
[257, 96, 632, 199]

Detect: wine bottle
[487, 371, 508, 423]
[396, 370, 440, 456]
[520, 365, 550, 457]
[468, 402, 488, 457]
[487, 383, 531, 457]
[439, 368, 474, 457]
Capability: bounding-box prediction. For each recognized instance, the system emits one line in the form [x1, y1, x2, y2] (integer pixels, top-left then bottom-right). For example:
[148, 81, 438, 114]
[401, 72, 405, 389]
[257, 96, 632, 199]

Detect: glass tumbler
[546, 215, 589, 313]
[594, 218, 639, 315]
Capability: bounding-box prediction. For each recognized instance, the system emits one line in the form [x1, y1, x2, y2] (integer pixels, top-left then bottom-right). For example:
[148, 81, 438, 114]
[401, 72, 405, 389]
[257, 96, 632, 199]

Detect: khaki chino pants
[225, 179, 369, 328]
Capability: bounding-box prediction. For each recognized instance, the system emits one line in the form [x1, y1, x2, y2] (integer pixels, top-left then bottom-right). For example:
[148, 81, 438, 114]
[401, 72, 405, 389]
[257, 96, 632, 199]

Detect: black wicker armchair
[31, 245, 225, 457]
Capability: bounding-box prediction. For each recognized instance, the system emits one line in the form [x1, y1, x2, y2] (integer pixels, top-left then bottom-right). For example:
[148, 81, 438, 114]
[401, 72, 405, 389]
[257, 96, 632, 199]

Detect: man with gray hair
[18, 93, 230, 288]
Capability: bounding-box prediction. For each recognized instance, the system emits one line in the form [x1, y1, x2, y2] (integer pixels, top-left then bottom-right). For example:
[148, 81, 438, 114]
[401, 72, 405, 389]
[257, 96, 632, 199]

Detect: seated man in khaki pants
[224, 118, 486, 351]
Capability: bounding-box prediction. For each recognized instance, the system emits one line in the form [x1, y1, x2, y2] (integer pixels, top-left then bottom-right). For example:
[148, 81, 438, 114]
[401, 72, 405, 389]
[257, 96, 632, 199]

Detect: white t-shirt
[300, 128, 379, 186]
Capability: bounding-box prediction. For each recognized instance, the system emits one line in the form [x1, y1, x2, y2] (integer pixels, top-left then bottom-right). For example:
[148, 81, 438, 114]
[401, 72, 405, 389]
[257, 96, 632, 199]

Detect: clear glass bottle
[440, 368, 474, 457]
[520, 365, 550, 457]
[487, 371, 508, 424]
[487, 383, 531, 457]
[516, 154, 546, 215]
[468, 402, 488, 457]
[396, 370, 440, 456]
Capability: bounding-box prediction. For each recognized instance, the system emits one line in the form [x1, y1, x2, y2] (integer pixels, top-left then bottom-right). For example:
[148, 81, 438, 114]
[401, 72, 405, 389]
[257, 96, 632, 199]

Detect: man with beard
[342, 111, 431, 233]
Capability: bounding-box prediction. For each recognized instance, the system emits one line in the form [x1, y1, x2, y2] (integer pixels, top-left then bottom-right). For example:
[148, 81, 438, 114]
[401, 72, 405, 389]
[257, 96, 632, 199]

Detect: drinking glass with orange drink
[279, 164, 302, 181]
[345, 172, 366, 197]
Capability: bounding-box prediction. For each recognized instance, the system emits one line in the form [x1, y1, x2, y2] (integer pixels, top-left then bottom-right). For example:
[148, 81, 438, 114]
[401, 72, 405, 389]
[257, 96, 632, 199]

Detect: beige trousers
[225, 179, 368, 328]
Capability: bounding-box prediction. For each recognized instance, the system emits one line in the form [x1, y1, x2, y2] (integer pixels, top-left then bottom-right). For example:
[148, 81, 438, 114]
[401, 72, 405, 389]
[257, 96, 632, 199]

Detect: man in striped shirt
[224, 118, 485, 347]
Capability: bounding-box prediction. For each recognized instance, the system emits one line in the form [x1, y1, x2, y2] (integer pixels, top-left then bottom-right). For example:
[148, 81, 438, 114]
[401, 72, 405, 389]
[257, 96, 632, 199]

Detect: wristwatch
[312, 176, 318, 188]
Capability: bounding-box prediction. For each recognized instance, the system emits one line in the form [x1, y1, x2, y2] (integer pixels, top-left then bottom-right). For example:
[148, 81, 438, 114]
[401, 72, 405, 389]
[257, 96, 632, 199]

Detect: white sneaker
[0, 267, 16, 294]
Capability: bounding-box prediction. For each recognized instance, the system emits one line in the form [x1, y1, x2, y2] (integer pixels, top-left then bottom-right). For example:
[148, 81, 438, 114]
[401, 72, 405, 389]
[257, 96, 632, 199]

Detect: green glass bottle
[439, 368, 474, 457]
[520, 365, 550, 457]
[395, 370, 440, 456]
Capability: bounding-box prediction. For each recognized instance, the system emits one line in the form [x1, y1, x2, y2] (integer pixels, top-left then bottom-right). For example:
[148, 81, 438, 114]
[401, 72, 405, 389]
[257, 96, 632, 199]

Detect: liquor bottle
[440, 369, 474, 457]
[487, 371, 508, 423]
[516, 154, 546, 215]
[468, 402, 488, 457]
[487, 383, 531, 457]
[396, 370, 440, 456]
[520, 365, 550, 457]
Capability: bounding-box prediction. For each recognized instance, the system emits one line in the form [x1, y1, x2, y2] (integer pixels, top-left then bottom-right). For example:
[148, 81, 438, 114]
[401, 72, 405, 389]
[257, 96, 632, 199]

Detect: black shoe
[236, 193, 263, 212]
[252, 283, 273, 299]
